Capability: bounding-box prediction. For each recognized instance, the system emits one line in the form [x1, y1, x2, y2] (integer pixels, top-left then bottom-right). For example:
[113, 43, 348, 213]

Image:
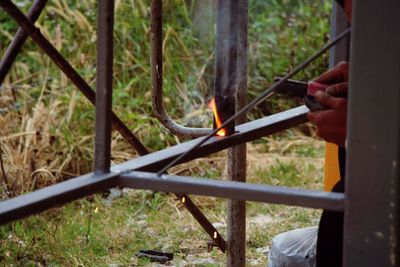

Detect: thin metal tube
[0, 0, 48, 85]
[0, 0, 149, 155]
[157, 27, 352, 175]
[94, 0, 114, 173]
[0, 164, 346, 226]
[119, 172, 346, 211]
[150, 0, 211, 138]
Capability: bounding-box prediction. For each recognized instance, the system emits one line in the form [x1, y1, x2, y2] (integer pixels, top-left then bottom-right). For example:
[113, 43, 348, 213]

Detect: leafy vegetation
[0, 0, 331, 265]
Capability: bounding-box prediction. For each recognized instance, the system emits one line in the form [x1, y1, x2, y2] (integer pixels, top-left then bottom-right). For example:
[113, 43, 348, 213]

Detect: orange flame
[209, 98, 227, 137]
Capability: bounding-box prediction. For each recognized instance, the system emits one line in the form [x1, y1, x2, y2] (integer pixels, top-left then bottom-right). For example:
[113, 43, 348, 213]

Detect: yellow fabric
[324, 142, 341, 191]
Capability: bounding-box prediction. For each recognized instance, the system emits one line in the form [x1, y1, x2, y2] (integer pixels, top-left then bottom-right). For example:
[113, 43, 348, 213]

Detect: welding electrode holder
[274, 78, 326, 112]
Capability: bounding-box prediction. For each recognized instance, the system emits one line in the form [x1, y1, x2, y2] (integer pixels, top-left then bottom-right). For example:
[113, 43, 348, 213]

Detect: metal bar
[0, 0, 48, 86]
[176, 193, 226, 252]
[119, 172, 345, 211]
[150, 0, 211, 138]
[94, 0, 114, 173]
[116, 106, 308, 173]
[343, 0, 400, 266]
[225, 0, 247, 265]
[214, 0, 237, 135]
[0, 106, 308, 225]
[0, 0, 149, 156]
[329, 1, 350, 67]
[0, 1, 225, 251]
[0, 172, 119, 225]
[157, 28, 351, 175]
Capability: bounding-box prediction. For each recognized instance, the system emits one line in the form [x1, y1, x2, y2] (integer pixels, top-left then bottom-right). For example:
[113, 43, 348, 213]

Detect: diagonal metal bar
[119, 171, 345, 211]
[0, 106, 309, 225]
[0, 0, 226, 252]
[0, 0, 48, 85]
[0, 0, 148, 155]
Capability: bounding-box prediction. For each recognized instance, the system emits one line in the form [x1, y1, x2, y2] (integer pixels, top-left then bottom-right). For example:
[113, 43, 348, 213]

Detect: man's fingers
[307, 110, 331, 124]
[313, 61, 349, 85]
[326, 82, 348, 98]
[314, 91, 347, 109]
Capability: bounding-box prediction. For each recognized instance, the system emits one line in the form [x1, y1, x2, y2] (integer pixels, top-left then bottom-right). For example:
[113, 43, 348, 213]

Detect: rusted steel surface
[150, 0, 211, 138]
[0, 106, 309, 225]
[225, 0, 248, 265]
[0, 0, 48, 85]
[0, 0, 149, 156]
[214, 0, 238, 136]
[94, 0, 114, 173]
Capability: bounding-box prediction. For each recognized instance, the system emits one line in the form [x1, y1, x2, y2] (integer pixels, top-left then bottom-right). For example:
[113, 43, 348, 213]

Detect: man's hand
[307, 62, 349, 147]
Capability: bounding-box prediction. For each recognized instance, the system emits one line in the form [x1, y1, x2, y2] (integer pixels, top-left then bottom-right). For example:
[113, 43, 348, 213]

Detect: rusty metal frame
[3, 1, 397, 267]
[0, 0, 226, 252]
[0, 0, 351, 258]
[0, 105, 345, 226]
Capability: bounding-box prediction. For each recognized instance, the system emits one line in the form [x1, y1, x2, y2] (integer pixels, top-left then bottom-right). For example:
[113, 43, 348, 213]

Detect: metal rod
[0, 172, 119, 225]
[0, 0, 48, 86]
[344, 1, 400, 265]
[226, 0, 247, 265]
[0, 106, 308, 225]
[213, 0, 237, 136]
[119, 172, 346, 211]
[150, 0, 211, 138]
[176, 192, 226, 252]
[0, 0, 149, 155]
[94, 0, 114, 173]
[157, 27, 352, 175]
[0, 0, 226, 251]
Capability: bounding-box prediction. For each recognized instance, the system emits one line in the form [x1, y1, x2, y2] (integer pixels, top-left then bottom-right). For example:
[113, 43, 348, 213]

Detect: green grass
[1, 0, 331, 265]
[0, 139, 325, 266]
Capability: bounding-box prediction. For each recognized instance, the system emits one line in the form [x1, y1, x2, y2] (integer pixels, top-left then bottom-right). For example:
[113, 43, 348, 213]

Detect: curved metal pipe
[150, 0, 211, 138]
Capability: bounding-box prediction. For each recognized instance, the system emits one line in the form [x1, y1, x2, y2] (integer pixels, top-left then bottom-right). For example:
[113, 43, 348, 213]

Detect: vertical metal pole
[214, 0, 237, 135]
[343, 0, 400, 266]
[227, 0, 247, 266]
[329, 2, 350, 67]
[94, 0, 114, 173]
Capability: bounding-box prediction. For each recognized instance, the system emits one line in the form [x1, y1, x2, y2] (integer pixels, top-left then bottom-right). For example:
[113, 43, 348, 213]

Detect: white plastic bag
[267, 226, 318, 267]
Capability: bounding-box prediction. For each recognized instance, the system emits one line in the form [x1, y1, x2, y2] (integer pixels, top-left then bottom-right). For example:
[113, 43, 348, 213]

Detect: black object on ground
[136, 250, 174, 263]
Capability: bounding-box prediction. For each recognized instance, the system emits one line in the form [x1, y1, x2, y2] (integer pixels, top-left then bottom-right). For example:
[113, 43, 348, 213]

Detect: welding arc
[157, 27, 351, 176]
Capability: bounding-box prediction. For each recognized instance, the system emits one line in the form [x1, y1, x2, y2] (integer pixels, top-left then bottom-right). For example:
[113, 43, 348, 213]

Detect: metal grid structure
[0, 0, 399, 266]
